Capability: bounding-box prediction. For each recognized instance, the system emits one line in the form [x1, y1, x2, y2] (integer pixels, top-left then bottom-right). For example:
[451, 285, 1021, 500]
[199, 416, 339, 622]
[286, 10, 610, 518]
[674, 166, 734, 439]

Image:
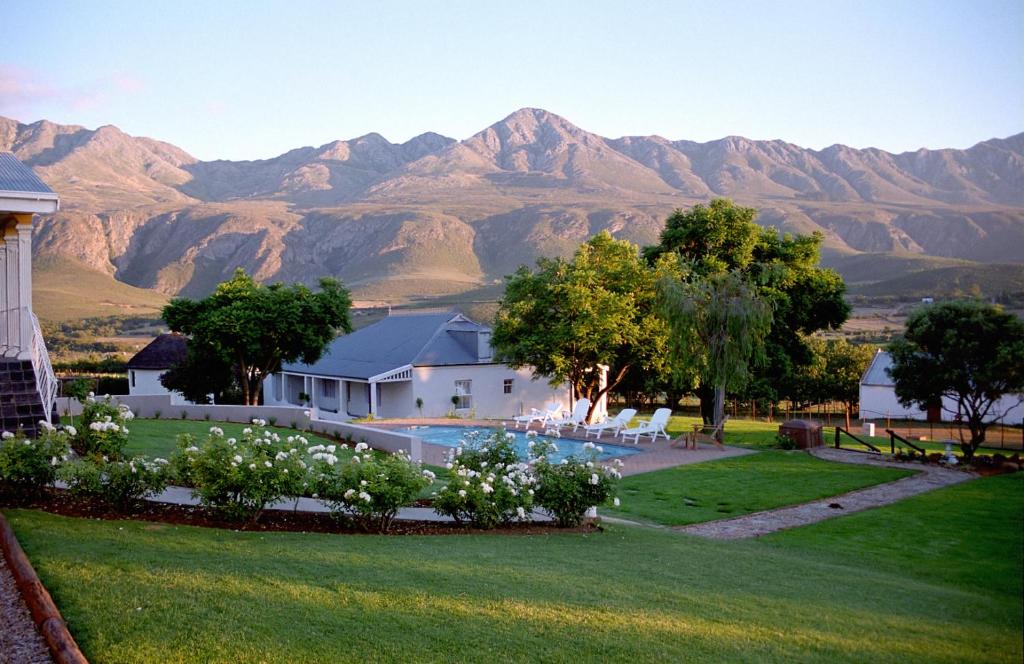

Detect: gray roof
[282, 311, 492, 380]
[128, 333, 188, 370]
[861, 350, 895, 386]
[0, 153, 55, 195]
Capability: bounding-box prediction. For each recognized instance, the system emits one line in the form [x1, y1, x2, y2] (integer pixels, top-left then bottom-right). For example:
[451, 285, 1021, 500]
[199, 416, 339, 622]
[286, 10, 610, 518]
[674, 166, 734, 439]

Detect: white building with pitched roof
[859, 350, 1024, 424]
[263, 310, 605, 421]
[0, 152, 59, 435]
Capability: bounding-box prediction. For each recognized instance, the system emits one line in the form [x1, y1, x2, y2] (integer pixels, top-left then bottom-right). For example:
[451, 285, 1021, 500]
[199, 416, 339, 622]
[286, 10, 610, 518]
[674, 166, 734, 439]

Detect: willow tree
[658, 270, 772, 434]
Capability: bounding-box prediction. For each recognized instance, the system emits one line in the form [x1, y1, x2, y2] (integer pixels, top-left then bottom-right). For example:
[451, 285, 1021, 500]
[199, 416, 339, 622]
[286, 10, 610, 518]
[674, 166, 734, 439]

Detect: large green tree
[645, 199, 850, 420]
[492, 232, 673, 421]
[888, 301, 1024, 460]
[790, 337, 876, 429]
[162, 269, 353, 405]
[658, 270, 772, 436]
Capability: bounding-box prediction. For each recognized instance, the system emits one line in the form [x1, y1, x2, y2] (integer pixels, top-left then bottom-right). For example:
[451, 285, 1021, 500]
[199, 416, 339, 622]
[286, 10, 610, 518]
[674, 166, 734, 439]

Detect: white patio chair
[511, 402, 563, 430]
[619, 408, 672, 444]
[548, 398, 591, 432]
[583, 408, 637, 439]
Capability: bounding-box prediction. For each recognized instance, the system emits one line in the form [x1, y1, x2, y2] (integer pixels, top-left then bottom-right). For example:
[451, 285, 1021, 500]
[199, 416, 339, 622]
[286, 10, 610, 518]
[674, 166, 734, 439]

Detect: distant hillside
[33, 256, 168, 322]
[4, 109, 1022, 308]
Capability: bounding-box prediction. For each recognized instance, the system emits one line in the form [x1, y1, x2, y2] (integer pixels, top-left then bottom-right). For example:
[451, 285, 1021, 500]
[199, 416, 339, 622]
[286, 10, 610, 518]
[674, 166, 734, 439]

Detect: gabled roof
[0, 152, 56, 196]
[282, 311, 492, 380]
[128, 334, 188, 370]
[861, 350, 895, 387]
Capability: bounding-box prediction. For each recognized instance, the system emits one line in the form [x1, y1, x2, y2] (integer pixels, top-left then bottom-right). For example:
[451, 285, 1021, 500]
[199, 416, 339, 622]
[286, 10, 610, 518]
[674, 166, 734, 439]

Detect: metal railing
[30, 313, 57, 424]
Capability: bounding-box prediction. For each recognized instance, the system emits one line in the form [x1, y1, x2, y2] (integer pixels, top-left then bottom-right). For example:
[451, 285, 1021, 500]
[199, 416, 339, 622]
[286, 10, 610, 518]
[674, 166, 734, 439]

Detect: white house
[126, 333, 193, 405]
[859, 350, 1024, 424]
[0, 152, 59, 435]
[263, 310, 604, 421]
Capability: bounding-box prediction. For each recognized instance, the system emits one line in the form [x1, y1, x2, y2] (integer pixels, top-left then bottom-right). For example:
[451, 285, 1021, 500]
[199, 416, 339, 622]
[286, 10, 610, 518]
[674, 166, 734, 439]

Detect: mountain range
[3, 108, 1022, 314]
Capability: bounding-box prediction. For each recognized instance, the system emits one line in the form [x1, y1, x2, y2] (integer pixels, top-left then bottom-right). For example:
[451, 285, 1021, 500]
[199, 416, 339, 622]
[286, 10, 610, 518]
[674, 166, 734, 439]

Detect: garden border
[0, 511, 88, 664]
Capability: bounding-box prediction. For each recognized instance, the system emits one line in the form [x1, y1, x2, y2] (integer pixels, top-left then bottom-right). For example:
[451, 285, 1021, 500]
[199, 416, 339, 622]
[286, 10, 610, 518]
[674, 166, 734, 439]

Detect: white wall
[412, 364, 569, 419]
[128, 369, 189, 405]
[860, 384, 1024, 424]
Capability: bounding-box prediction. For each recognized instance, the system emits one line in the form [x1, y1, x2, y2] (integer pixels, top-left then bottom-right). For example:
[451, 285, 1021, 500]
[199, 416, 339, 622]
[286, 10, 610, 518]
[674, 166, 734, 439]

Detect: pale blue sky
[2, 0, 1021, 160]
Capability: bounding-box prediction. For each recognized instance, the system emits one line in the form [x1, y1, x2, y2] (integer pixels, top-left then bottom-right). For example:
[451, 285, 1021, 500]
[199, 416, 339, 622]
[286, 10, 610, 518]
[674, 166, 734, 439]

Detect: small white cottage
[262, 310, 601, 421]
[859, 350, 1024, 423]
[126, 333, 192, 405]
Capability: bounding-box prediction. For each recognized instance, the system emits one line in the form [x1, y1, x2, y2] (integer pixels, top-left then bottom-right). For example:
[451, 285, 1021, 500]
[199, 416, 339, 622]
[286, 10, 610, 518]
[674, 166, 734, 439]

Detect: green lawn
[5, 473, 1021, 663]
[109, 418, 341, 459]
[607, 450, 913, 526]
[764, 473, 1024, 593]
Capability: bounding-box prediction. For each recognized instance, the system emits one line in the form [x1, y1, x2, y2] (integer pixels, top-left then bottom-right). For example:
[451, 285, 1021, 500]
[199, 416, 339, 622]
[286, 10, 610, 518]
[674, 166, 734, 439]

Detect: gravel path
[0, 554, 52, 664]
[676, 448, 975, 539]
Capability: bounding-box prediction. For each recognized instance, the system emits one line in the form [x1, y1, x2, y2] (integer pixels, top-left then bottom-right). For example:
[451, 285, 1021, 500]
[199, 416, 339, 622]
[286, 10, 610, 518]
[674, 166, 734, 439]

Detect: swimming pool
[391, 425, 642, 463]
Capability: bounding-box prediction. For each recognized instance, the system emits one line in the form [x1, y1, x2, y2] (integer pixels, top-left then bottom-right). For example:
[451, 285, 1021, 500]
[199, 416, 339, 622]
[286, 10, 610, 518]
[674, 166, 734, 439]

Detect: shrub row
[2, 406, 622, 532]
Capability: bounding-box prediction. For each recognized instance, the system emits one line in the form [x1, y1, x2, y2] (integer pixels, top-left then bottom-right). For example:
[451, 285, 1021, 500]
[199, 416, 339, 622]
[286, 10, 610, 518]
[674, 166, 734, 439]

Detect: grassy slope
[607, 451, 912, 526]
[764, 473, 1024, 594]
[33, 256, 168, 323]
[5, 474, 1021, 663]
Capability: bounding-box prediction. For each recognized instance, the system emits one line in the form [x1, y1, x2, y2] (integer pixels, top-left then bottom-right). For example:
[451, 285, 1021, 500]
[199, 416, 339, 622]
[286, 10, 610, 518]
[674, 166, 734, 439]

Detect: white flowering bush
[169, 420, 308, 522]
[531, 441, 621, 527]
[433, 429, 534, 529]
[0, 425, 71, 496]
[60, 455, 169, 511]
[311, 442, 431, 532]
[75, 396, 134, 460]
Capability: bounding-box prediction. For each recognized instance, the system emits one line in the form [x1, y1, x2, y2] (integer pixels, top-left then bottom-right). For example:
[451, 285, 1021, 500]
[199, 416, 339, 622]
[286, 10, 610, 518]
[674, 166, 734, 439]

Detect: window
[454, 379, 472, 410]
[130, 370, 136, 388]
[503, 378, 513, 395]
[320, 380, 337, 399]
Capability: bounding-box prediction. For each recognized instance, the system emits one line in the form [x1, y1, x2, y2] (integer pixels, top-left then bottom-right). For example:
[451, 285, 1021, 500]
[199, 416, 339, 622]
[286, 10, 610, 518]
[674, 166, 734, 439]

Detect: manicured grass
[606, 450, 913, 526]
[765, 473, 1024, 594]
[6, 474, 1021, 663]
[115, 418, 340, 459]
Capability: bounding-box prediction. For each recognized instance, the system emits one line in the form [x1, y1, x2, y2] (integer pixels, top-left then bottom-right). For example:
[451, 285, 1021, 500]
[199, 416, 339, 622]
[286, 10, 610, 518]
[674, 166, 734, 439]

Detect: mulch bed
[0, 489, 598, 537]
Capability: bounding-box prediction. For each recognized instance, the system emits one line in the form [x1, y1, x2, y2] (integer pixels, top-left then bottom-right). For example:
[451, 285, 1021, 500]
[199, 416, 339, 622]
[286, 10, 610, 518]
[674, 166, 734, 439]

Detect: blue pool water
[391, 425, 642, 463]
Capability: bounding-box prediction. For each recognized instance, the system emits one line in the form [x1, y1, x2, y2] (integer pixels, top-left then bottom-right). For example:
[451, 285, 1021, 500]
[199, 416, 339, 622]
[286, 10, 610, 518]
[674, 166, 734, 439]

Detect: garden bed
[0, 489, 591, 537]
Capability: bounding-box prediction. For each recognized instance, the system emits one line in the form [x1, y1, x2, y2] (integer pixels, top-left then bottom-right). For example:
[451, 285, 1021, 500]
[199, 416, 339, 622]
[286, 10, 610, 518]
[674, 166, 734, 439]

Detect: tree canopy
[888, 300, 1024, 459]
[492, 232, 673, 421]
[644, 198, 850, 416]
[161, 269, 353, 405]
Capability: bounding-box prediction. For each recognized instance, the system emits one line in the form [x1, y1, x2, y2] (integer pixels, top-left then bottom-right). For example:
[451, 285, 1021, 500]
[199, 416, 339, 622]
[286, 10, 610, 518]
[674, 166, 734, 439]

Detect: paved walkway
[677, 448, 975, 539]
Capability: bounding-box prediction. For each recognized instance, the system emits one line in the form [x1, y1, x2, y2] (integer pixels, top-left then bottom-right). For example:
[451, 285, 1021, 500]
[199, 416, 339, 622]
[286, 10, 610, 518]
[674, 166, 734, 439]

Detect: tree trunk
[714, 385, 726, 442]
[696, 384, 715, 425]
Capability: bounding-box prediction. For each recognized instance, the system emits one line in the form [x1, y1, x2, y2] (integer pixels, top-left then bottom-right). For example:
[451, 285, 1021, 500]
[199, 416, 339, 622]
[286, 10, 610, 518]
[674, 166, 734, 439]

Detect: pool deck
[365, 418, 755, 475]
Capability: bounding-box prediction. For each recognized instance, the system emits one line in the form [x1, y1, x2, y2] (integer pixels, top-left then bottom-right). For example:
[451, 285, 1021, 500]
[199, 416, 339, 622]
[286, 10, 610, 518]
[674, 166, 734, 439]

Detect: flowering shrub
[60, 455, 169, 511]
[75, 395, 134, 460]
[0, 425, 71, 496]
[531, 441, 621, 527]
[311, 442, 431, 532]
[170, 420, 308, 522]
[433, 429, 534, 528]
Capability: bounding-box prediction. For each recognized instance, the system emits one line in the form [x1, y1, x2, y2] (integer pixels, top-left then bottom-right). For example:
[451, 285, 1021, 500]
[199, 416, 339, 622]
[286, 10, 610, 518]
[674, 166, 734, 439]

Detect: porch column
[310, 376, 320, 418]
[369, 380, 378, 417]
[4, 220, 23, 358]
[0, 220, 7, 354]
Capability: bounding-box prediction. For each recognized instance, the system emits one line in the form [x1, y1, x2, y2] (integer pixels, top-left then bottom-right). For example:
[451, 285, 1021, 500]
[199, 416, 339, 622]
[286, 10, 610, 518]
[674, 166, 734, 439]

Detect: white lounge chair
[512, 402, 563, 430]
[619, 408, 672, 444]
[548, 398, 591, 432]
[583, 408, 637, 439]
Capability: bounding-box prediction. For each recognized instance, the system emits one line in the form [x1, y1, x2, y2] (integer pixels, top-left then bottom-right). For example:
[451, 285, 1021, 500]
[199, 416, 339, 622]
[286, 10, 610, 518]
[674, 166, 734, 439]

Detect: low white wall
[54, 395, 423, 461]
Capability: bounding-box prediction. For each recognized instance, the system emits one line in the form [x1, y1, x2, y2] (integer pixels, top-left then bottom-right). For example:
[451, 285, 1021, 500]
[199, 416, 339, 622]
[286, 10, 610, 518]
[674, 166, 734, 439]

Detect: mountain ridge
[2, 109, 1022, 305]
